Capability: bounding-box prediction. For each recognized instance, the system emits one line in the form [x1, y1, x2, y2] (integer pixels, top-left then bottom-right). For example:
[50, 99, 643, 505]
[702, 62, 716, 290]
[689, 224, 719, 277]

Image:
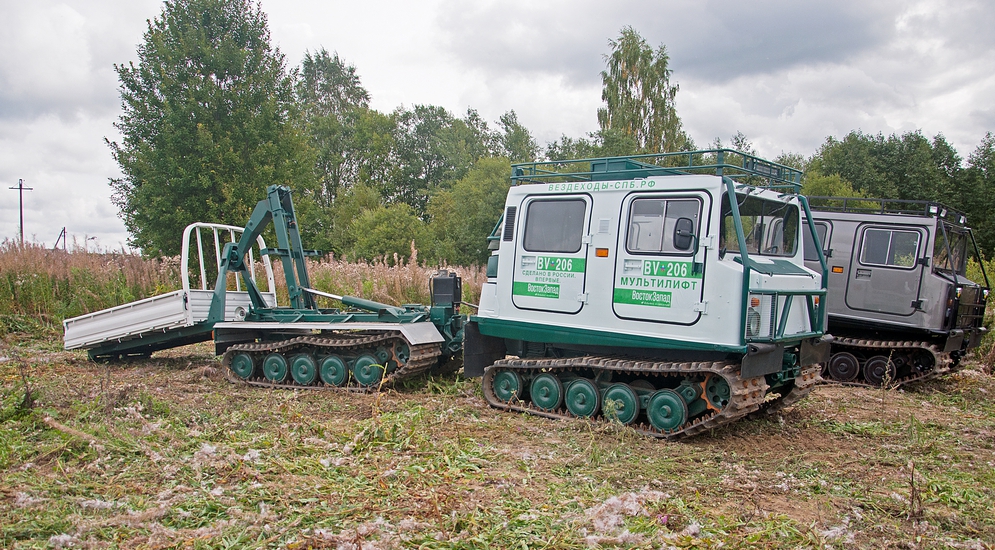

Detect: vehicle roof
[807, 197, 970, 229]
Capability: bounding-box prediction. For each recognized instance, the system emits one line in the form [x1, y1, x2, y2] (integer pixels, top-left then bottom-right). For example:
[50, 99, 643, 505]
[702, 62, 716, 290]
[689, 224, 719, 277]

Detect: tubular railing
[180, 223, 275, 295]
[511, 149, 803, 191]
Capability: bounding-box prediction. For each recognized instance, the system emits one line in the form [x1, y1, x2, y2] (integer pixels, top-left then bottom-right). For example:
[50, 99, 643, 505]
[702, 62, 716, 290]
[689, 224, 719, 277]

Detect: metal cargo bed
[62, 223, 277, 360]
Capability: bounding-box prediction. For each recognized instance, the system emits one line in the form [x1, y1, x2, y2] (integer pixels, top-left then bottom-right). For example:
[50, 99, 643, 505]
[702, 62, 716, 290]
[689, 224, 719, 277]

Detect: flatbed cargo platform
[63, 223, 276, 360]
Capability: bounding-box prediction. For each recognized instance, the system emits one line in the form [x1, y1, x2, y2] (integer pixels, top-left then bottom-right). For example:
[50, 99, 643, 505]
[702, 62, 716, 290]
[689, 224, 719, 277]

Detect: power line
[8, 179, 33, 246]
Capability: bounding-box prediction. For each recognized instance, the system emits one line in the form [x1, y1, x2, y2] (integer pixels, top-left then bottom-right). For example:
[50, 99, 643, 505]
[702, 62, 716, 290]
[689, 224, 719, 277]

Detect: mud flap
[800, 335, 832, 367]
[463, 321, 506, 378]
[944, 330, 965, 352]
[968, 327, 987, 349]
[742, 343, 784, 378]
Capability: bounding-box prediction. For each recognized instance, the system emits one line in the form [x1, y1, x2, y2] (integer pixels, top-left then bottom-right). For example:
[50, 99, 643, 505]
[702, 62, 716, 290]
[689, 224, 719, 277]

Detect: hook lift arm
[206, 185, 320, 324]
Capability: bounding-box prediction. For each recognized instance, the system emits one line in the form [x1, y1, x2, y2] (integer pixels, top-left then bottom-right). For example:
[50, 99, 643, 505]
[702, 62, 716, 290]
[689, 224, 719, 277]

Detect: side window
[522, 199, 587, 253]
[626, 198, 701, 255]
[860, 228, 920, 268]
[803, 222, 829, 262]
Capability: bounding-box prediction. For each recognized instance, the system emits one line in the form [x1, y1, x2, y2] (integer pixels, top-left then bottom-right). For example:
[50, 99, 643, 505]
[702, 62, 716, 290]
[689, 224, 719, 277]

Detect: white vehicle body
[476, 174, 824, 355]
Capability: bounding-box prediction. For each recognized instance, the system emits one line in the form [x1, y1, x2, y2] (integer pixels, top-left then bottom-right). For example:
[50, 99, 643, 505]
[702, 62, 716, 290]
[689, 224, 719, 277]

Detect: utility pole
[8, 179, 33, 246]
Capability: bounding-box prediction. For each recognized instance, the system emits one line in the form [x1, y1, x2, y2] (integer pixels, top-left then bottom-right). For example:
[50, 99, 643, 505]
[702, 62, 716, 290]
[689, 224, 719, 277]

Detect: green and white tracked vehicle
[64, 149, 831, 439]
[465, 150, 831, 438]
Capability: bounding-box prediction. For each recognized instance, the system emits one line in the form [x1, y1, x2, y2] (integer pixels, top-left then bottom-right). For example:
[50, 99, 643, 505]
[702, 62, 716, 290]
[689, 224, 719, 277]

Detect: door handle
[855, 269, 871, 279]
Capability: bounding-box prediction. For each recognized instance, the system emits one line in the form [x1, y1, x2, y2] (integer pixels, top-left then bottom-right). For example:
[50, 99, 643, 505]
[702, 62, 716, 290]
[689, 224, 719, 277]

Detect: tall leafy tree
[598, 26, 689, 153]
[108, 0, 315, 255]
[427, 157, 513, 265]
[964, 132, 995, 255]
[325, 181, 382, 257]
[387, 106, 495, 214]
[296, 49, 370, 119]
[544, 129, 640, 161]
[813, 130, 966, 203]
[495, 110, 538, 163]
[294, 49, 372, 201]
[349, 203, 431, 265]
[291, 49, 384, 252]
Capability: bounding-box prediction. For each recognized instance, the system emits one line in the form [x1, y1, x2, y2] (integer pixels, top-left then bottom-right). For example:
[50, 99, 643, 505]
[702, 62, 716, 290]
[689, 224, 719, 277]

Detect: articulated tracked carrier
[465, 150, 832, 438]
[805, 198, 989, 387]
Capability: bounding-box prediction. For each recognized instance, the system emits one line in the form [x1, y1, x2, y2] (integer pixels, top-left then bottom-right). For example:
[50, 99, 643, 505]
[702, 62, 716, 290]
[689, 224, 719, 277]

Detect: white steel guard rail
[180, 222, 276, 298]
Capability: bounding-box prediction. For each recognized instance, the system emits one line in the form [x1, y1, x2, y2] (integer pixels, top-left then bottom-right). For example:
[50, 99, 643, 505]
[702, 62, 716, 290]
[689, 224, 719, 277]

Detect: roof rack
[807, 196, 969, 226]
[511, 148, 803, 191]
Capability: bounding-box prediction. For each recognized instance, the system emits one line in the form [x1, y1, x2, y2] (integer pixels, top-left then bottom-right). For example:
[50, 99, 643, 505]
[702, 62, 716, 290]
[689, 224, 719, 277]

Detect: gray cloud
[0, 0, 156, 122]
[436, 0, 900, 87]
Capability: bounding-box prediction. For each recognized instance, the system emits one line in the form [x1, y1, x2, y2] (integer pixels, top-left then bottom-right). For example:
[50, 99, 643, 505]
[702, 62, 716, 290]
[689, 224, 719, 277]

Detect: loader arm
[207, 185, 320, 324]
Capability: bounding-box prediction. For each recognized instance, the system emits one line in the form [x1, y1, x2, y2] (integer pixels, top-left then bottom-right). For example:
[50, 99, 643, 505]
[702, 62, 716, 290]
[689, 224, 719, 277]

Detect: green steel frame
[206, 185, 462, 334]
[722, 178, 826, 346]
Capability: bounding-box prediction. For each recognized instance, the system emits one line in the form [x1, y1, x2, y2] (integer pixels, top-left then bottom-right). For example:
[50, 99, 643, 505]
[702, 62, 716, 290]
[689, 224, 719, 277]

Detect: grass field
[2, 329, 994, 549]
[2, 247, 994, 548]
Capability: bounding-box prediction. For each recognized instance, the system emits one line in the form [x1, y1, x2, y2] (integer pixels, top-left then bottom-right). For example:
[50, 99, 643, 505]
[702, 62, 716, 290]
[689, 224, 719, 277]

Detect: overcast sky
[1, 0, 993, 250]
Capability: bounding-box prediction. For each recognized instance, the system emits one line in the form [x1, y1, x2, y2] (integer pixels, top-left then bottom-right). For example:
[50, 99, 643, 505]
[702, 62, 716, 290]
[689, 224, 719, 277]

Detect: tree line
[108, 0, 995, 265]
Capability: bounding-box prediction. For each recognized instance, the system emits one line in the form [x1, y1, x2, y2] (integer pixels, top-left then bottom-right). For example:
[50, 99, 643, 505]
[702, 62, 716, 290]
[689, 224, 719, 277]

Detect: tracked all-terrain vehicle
[64, 186, 465, 389]
[804, 198, 990, 387]
[465, 150, 832, 438]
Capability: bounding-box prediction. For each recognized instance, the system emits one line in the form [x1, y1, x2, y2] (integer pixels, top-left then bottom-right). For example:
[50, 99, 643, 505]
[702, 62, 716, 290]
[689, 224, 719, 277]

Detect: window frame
[521, 197, 589, 254]
[624, 196, 703, 257]
[720, 193, 801, 258]
[858, 227, 922, 270]
[803, 221, 830, 262]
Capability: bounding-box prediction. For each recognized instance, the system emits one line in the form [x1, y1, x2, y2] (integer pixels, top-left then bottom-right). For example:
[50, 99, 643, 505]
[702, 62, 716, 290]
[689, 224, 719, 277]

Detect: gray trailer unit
[804, 198, 989, 386]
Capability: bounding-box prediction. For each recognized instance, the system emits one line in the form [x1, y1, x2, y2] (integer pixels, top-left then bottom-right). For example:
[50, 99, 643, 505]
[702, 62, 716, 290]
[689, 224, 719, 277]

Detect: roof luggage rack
[511, 148, 803, 191]
[807, 197, 968, 226]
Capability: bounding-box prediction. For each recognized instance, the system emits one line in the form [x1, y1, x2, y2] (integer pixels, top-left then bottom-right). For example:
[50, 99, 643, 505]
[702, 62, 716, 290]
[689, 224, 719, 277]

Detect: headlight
[746, 308, 762, 337]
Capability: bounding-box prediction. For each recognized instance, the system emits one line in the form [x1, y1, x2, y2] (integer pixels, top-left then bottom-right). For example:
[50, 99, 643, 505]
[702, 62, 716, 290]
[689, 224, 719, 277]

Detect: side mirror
[674, 217, 695, 251]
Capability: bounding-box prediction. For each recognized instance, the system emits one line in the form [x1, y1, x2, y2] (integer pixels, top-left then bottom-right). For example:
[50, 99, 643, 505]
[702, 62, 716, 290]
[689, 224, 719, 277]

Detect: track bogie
[478, 356, 816, 439]
[222, 332, 442, 390]
[822, 338, 950, 388]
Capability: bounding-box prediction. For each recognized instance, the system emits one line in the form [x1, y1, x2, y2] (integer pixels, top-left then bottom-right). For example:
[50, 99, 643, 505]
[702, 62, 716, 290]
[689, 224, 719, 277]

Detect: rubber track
[824, 337, 952, 388]
[751, 364, 822, 417]
[481, 356, 769, 440]
[222, 332, 442, 392]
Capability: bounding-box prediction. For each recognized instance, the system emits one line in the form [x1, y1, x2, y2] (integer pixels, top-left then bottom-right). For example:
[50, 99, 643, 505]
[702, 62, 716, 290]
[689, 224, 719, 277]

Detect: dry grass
[0, 242, 180, 334]
[304, 248, 486, 311]
[0, 244, 487, 336]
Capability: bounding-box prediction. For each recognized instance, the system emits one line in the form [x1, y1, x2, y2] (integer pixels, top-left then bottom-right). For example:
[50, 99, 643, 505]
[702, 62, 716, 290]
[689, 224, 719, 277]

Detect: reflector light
[832, 266, 844, 273]
[595, 248, 609, 257]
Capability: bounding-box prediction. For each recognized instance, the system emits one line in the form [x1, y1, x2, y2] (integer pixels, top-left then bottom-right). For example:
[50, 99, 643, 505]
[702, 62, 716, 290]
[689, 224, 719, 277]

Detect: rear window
[522, 199, 587, 253]
[720, 194, 799, 257]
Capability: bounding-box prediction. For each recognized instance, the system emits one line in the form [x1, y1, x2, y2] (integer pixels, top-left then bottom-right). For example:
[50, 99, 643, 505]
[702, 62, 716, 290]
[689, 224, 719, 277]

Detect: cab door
[845, 224, 926, 316]
[511, 195, 591, 314]
[613, 193, 709, 325]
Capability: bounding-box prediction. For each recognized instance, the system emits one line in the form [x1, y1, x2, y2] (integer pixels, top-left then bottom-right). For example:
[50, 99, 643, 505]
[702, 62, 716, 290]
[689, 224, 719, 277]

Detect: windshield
[721, 193, 799, 257]
[933, 223, 970, 277]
